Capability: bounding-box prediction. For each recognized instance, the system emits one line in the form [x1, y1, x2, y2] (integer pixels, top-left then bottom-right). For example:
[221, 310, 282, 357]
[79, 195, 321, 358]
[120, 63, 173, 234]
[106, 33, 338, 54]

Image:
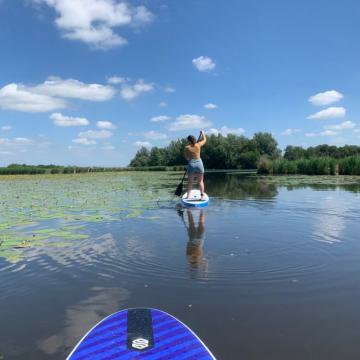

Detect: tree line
[2, 135, 360, 176]
[130, 132, 280, 169]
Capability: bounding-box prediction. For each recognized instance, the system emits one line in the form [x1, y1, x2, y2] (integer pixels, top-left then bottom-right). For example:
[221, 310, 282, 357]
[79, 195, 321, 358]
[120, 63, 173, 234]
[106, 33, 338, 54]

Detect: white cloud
[72, 138, 96, 145]
[134, 141, 152, 147]
[204, 103, 217, 109]
[305, 130, 338, 137]
[281, 128, 300, 136]
[51, 112, 89, 127]
[0, 83, 66, 112]
[143, 130, 167, 140]
[309, 90, 343, 106]
[307, 107, 346, 120]
[320, 130, 338, 136]
[78, 130, 113, 139]
[168, 114, 212, 131]
[0, 137, 34, 154]
[151, 115, 170, 122]
[13, 137, 33, 144]
[158, 101, 167, 108]
[107, 76, 126, 84]
[35, 77, 115, 101]
[33, 0, 153, 50]
[164, 86, 175, 93]
[96, 121, 116, 129]
[192, 56, 216, 72]
[208, 126, 245, 137]
[1, 125, 12, 131]
[324, 120, 356, 131]
[120, 80, 153, 101]
[0, 77, 115, 113]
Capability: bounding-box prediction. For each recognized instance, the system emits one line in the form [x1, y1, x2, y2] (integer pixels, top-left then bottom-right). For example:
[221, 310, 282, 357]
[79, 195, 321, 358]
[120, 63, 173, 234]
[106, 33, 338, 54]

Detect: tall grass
[258, 157, 348, 175]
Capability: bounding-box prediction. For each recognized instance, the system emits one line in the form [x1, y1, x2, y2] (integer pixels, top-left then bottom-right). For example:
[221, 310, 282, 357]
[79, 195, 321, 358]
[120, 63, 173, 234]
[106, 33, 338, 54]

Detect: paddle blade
[174, 182, 183, 196]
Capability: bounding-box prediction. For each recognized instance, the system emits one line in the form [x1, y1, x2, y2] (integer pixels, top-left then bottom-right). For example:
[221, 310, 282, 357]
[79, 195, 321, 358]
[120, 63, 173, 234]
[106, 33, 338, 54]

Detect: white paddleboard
[182, 190, 209, 207]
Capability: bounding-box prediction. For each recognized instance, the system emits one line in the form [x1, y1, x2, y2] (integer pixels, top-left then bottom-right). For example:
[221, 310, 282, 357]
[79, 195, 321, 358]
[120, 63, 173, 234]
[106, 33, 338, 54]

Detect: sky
[0, 0, 360, 166]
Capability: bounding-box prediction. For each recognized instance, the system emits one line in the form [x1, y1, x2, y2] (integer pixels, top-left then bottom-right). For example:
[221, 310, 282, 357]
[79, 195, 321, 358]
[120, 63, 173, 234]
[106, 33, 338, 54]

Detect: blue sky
[0, 0, 359, 166]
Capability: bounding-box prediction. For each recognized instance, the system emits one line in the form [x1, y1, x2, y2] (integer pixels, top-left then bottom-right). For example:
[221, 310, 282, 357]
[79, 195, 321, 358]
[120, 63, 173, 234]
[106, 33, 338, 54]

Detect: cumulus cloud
[158, 101, 167, 108]
[320, 130, 338, 136]
[120, 79, 153, 101]
[309, 90, 343, 106]
[208, 126, 245, 137]
[204, 103, 217, 109]
[134, 141, 152, 147]
[32, 0, 154, 50]
[78, 130, 113, 139]
[307, 107, 346, 120]
[168, 114, 212, 131]
[305, 130, 337, 137]
[143, 130, 167, 140]
[72, 138, 96, 145]
[35, 77, 115, 101]
[0, 83, 66, 112]
[0, 77, 115, 113]
[192, 56, 216, 72]
[1, 125, 12, 131]
[51, 112, 89, 127]
[96, 121, 116, 129]
[0, 137, 34, 154]
[281, 128, 300, 136]
[107, 76, 126, 84]
[151, 115, 170, 122]
[324, 120, 356, 131]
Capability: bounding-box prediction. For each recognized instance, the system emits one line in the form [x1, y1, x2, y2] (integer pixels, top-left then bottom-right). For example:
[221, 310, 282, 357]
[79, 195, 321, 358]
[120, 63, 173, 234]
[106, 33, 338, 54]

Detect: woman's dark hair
[187, 135, 196, 145]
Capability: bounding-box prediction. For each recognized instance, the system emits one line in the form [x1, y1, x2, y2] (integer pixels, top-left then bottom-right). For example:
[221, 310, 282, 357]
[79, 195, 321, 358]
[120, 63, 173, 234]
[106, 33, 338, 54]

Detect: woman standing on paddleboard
[184, 130, 207, 199]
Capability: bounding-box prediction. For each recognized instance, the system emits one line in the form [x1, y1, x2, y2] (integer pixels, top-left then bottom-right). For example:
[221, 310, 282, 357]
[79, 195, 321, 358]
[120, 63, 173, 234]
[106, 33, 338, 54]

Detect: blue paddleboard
[67, 308, 216, 359]
[181, 190, 209, 208]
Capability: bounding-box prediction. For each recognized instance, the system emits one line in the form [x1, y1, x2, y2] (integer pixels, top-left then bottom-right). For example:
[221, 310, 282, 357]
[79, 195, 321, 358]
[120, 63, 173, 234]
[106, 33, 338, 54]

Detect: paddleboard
[67, 308, 216, 359]
[182, 190, 209, 208]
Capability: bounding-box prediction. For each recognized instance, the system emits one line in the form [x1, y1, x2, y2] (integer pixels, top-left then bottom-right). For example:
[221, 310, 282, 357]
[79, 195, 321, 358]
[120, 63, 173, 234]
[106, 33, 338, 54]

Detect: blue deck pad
[67, 308, 216, 360]
[181, 190, 209, 208]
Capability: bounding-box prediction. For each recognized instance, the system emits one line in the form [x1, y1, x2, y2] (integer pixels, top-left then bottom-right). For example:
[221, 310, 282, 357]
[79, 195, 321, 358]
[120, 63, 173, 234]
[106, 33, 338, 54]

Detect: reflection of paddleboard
[67, 308, 216, 359]
[182, 190, 209, 207]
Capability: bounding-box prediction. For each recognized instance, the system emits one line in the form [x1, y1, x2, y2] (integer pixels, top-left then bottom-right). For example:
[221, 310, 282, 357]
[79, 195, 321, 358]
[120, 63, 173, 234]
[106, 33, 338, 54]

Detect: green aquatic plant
[0, 172, 174, 262]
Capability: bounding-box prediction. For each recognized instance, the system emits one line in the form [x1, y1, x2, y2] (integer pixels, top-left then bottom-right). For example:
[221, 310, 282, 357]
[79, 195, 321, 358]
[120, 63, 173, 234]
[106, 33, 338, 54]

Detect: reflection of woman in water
[184, 209, 208, 277]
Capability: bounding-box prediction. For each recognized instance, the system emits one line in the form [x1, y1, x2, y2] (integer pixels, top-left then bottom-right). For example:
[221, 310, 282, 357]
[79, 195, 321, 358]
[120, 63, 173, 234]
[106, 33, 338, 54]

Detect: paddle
[174, 131, 203, 197]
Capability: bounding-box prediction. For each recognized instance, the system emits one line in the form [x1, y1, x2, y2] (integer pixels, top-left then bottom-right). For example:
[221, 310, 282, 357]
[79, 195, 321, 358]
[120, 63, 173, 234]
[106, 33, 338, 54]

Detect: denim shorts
[187, 159, 204, 175]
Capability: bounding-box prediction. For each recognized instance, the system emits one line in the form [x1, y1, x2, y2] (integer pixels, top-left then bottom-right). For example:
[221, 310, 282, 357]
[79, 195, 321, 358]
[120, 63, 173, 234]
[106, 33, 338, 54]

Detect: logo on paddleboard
[132, 338, 149, 350]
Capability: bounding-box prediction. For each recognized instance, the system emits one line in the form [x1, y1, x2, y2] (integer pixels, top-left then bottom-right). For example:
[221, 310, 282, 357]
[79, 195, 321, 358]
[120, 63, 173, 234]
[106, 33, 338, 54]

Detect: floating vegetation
[0, 172, 174, 262]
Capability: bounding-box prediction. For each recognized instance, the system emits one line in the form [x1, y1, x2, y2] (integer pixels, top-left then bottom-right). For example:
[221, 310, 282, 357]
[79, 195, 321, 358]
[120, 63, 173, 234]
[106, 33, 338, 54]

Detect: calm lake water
[1, 173, 360, 359]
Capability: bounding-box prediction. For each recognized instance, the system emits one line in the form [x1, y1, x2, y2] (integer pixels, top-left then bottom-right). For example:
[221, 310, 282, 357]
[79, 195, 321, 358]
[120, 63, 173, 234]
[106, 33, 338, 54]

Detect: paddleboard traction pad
[67, 308, 216, 359]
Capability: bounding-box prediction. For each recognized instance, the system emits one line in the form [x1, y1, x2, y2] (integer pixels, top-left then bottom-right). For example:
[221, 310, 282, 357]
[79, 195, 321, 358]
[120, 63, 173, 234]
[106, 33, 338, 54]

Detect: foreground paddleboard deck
[67, 308, 216, 360]
[182, 190, 209, 208]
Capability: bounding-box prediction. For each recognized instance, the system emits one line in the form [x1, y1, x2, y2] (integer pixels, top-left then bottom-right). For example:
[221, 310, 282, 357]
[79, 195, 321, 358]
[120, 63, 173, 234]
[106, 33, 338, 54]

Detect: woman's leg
[198, 173, 205, 197]
[186, 174, 194, 198]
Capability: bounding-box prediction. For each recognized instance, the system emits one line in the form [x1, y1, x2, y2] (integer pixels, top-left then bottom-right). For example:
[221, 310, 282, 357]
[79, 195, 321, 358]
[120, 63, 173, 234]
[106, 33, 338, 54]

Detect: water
[1, 173, 360, 359]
